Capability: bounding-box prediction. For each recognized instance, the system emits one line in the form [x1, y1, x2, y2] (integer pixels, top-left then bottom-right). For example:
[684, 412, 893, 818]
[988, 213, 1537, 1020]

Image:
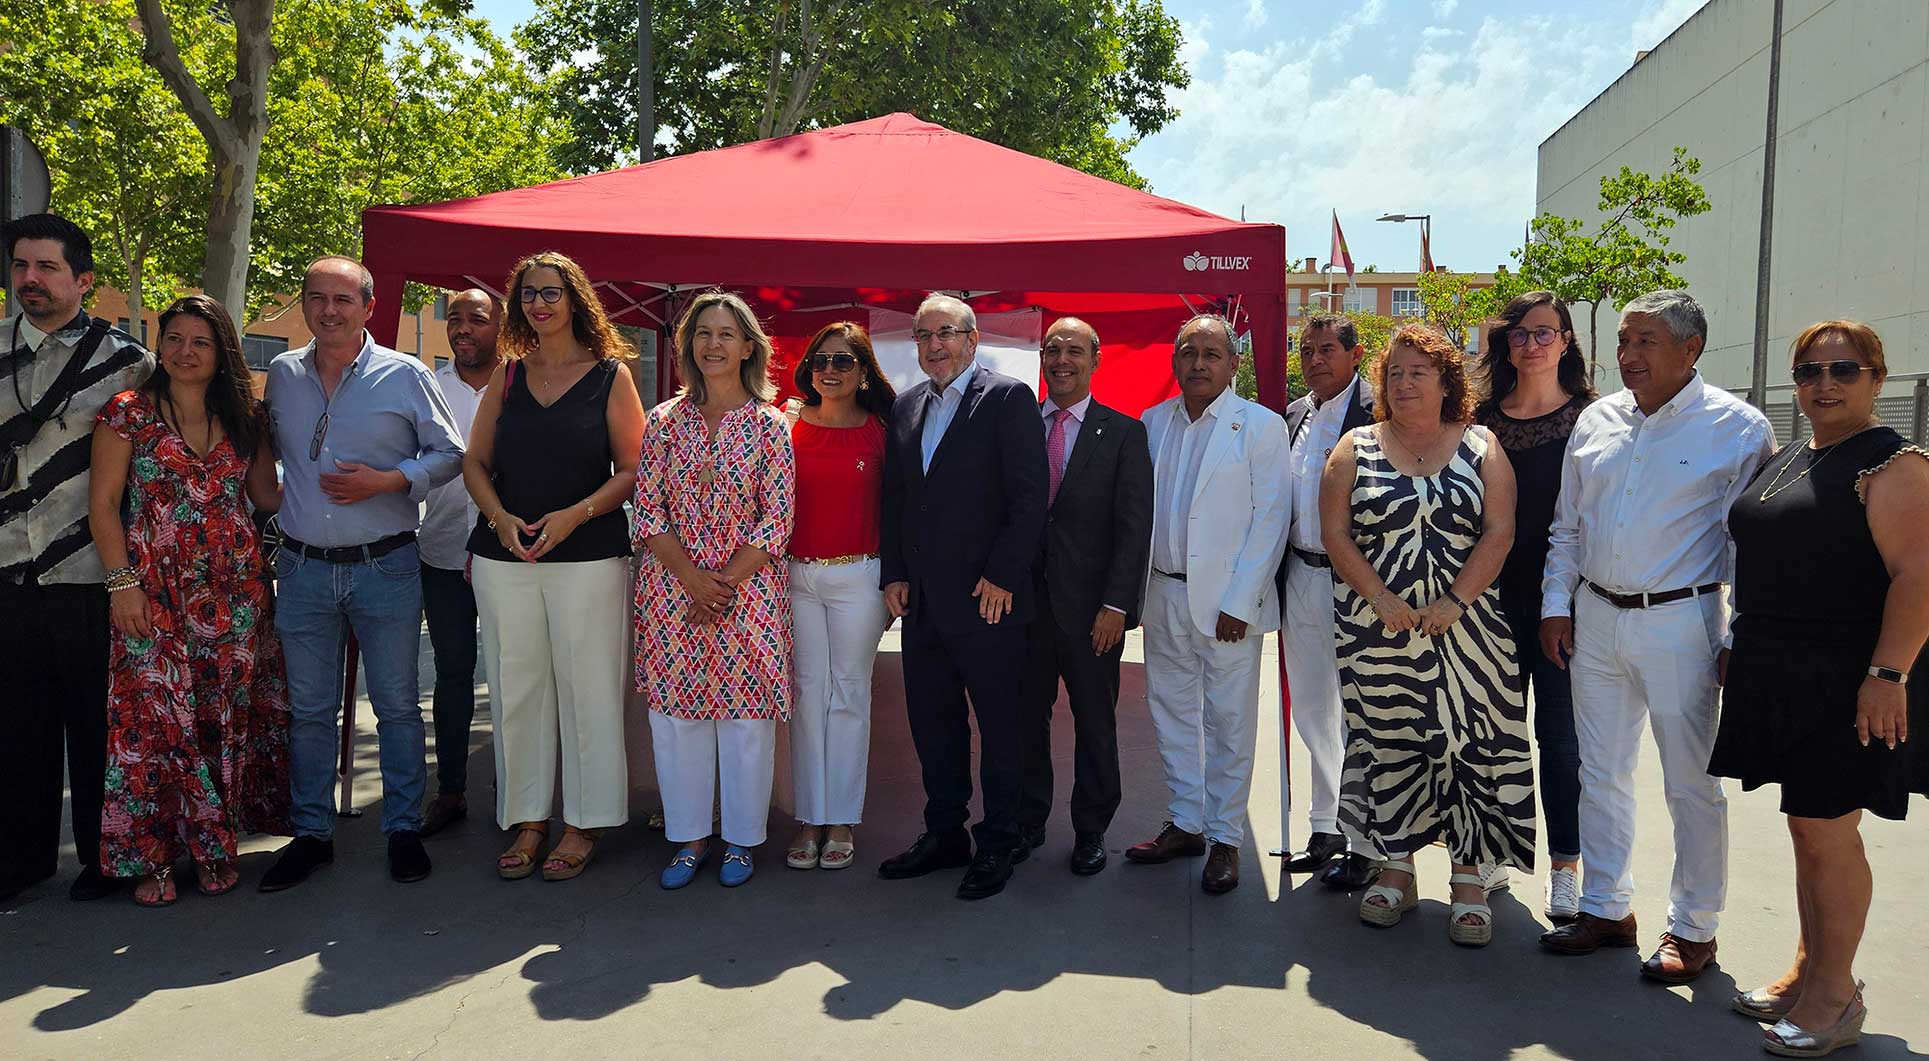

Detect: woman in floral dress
[634, 291, 794, 890]
[86, 295, 290, 906]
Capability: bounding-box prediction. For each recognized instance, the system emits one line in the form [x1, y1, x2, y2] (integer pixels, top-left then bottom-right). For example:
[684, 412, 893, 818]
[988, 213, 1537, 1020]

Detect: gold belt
[788, 553, 879, 566]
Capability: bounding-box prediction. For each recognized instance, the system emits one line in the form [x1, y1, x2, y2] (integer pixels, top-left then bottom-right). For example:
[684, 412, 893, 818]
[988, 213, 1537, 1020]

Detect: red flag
[1330, 211, 1355, 283]
[1420, 222, 1435, 273]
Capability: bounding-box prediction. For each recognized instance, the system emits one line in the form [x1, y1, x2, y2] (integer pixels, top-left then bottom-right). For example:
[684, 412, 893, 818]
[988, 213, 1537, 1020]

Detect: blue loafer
[659, 844, 711, 890]
[719, 845, 754, 888]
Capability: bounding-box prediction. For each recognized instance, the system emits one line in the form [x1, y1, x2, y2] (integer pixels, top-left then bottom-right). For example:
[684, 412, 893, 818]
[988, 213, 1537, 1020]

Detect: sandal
[133, 867, 176, 908]
[819, 834, 855, 871]
[786, 831, 822, 870]
[195, 860, 240, 896]
[1447, 871, 1494, 947]
[496, 823, 549, 880]
[1358, 860, 1416, 927]
[542, 826, 600, 882]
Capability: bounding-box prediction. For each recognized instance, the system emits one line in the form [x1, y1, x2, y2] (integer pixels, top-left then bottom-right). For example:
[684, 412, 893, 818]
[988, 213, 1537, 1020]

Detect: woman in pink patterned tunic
[634, 291, 794, 889]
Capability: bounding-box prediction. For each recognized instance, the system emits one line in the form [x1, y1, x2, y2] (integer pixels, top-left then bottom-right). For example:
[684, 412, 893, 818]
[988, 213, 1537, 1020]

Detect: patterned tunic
[632, 397, 795, 721]
[1334, 426, 1536, 870]
[97, 392, 291, 876]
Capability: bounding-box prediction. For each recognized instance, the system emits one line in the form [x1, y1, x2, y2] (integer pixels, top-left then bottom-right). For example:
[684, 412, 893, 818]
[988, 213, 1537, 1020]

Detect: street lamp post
[1377, 212, 1433, 273]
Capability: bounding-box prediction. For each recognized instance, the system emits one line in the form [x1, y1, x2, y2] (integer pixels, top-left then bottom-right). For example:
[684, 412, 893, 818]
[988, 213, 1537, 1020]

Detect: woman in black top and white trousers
[464, 252, 645, 882]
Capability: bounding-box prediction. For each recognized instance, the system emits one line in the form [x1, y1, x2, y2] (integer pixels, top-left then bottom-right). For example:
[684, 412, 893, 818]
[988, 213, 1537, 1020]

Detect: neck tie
[1046, 407, 1072, 505]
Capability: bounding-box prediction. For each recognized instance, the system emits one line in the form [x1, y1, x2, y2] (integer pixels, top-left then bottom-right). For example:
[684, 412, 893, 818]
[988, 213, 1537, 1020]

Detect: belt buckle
[1639, 591, 1652, 609]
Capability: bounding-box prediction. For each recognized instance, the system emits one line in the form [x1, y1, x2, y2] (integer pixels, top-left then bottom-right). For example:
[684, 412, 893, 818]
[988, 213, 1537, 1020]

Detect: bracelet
[104, 566, 140, 592]
[585, 500, 595, 518]
[487, 510, 501, 531]
[1868, 665, 1909, 686]
[1444, 588, 1468, 610]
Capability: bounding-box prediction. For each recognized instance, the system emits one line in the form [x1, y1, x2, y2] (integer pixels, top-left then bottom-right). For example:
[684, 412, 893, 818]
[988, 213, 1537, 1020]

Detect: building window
[1392, 288, 1422, 317]
[433, 293, 448, 320]
[115, 317, 148, 344]
[242, 333, 289, 370]
[1288, 288, 1302, 317]
[1343, 287, 1373, 314]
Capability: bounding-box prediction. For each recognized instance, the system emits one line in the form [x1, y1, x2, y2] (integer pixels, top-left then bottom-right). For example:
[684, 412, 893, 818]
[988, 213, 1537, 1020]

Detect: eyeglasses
[1792, 359, 1877, 386]
[912, 326, 971, 344]
[309, 411, 330, 461]
[1506, 326, 1564, 348]
[519, 286, 565, 305]
[808, 352, 858, 372]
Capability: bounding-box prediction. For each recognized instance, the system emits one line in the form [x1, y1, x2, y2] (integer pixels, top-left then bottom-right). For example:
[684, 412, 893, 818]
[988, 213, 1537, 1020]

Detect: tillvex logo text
[1182, 251, 1252, 272]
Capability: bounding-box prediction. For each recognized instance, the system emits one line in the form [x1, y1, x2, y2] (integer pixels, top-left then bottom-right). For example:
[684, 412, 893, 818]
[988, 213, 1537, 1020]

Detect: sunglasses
[808, 352, 859, 372]
[1506, 326, 1564, 348]
[309, 411, 330, 461]
[518, 286, 565, 305]
[1791, 359, 1877, 385]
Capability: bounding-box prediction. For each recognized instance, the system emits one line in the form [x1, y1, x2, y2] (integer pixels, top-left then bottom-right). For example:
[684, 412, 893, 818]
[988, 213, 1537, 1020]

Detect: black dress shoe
[68, 866, 122, 902]
[388, 831, 432, 883]
[1010, 824, 1047, 865]
[1319, 852, 1380, 890]
[259, 836, 335, 892]
[1201, 843, 1240, 894]
[1069, 831, 1107, 876]
[956, 848, 1013, 900]
[1283, 831, 1347, 873]
[877, 830, 973, 879]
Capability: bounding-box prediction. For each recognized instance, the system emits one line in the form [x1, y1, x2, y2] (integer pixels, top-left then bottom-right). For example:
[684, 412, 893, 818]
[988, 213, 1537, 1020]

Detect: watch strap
[1868, 665, 1909, 686]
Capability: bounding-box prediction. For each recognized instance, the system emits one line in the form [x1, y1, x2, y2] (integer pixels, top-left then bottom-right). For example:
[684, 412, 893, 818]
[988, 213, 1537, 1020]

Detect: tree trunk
[124, 259, 143, 343]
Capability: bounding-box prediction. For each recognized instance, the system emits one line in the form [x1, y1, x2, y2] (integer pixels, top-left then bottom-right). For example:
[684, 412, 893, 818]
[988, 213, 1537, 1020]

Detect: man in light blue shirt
[258, 256, 464, 892]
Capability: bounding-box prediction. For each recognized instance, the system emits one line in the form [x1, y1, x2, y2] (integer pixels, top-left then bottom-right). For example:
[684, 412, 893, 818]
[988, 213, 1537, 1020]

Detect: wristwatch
[1868, 665, 1909, 686]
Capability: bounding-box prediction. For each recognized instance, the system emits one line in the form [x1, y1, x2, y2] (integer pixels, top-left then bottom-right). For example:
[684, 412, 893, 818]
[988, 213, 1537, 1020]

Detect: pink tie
[1046, 408, 1072, 505]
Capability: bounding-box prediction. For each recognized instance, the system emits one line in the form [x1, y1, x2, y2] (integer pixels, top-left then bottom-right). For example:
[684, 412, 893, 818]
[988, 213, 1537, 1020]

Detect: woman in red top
[784, 322, 897, 871]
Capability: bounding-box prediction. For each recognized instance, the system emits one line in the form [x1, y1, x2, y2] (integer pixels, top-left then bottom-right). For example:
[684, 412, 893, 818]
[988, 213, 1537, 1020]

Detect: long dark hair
[793, 321, 896, 420]
[144, 295, 261, 458]
[1476, 290, 1597, 418]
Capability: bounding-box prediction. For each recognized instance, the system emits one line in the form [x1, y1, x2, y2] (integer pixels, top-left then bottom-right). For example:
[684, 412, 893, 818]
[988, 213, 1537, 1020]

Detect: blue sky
[471, 0, 1707, 273]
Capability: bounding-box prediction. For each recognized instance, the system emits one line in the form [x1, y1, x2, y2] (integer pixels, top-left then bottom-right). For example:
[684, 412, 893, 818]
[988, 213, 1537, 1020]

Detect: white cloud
[1421, 25, 1462, 40]
[1243, 0, 1267, 31]
[1431, 0, 1459, 17]
[1631, 0, 1706, 54]
[1321, 0, 1387, 51]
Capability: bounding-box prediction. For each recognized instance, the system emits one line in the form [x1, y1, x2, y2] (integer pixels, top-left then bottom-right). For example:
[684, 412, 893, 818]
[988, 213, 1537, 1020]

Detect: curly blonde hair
[501, 251, 635, 361]
[1374, 322, 1474, 425]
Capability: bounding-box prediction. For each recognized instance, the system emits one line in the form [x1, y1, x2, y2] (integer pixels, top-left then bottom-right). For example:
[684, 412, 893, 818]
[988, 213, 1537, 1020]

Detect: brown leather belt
[1291, 546, 1331, 569]
[1584, 578, 1721, 610]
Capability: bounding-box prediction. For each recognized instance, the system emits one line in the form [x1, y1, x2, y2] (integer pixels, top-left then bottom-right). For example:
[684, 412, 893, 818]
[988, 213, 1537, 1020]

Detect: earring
[859, 378, 870, 390]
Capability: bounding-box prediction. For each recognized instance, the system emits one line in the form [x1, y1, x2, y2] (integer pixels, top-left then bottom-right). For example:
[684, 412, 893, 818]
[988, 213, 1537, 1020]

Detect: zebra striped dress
[1334, 426, 1536, 871]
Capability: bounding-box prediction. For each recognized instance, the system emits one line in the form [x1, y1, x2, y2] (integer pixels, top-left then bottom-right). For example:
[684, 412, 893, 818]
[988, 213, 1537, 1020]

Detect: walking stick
[1269, 639, 1293, 859]
[337, 632, 364, 817]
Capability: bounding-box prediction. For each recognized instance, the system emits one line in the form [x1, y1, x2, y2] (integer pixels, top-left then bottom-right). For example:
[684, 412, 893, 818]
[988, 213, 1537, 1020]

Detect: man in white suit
[1125, 314, 1290, 894]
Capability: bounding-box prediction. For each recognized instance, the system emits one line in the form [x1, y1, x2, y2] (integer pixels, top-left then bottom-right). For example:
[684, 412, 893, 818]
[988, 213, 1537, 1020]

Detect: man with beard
[417, 289, 503, 835]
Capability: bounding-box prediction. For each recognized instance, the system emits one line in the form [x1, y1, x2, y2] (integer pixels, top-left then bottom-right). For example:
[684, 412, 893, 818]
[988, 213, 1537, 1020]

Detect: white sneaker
[1477, 861, 1510, 893]
[1545, 865, 1581, 921]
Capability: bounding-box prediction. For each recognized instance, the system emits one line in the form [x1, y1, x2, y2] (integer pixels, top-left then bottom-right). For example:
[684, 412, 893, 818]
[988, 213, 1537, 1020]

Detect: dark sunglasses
[1791, 360, 1876, 385]
[309, 411, 330, 461]
[518, 286, 565, 305]
[1506, 326, 1564, 348]
[808, 352, 859, 372]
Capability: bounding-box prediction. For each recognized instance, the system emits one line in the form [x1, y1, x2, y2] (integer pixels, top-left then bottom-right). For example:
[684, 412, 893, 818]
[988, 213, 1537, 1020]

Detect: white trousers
[473, 556, 631, 830]
[1570, 589, 1728, 941]
[1142, 575, 1265, 847]
[1280, 553, 1345, 836]
[650, 712, 776, 847]
[788, 559, 889, 826]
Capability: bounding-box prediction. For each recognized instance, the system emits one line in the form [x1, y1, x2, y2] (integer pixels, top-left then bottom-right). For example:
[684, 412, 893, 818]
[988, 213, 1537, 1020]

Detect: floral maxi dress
[98, 391, 292, 877]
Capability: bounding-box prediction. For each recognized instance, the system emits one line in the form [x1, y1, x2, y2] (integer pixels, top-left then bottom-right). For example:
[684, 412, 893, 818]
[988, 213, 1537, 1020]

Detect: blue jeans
[1502, 584, 1581, 862]
[275, 541, 427, 837]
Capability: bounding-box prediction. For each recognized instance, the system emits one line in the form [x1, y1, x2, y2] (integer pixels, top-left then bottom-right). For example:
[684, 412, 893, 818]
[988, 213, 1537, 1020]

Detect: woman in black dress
[1475, 291, 1596, 922]
[1711, 320, 1928, 1057]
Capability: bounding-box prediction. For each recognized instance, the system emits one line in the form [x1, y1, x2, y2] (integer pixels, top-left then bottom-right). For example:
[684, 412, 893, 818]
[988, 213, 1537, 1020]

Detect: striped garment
[0, 312, 154, 585]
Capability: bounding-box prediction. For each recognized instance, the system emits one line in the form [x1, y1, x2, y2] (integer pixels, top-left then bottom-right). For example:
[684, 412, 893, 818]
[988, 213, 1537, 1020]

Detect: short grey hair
[915, 292, 977, 332]
[1621, 289, 1707, 347]
[304, 255, 375, 304]
[1174, 313, 1239, 357]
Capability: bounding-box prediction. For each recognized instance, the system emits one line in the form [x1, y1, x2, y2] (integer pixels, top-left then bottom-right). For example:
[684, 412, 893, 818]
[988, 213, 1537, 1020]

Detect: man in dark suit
[879, 293, 1049, 900]
[1016, 318, 1153, 876]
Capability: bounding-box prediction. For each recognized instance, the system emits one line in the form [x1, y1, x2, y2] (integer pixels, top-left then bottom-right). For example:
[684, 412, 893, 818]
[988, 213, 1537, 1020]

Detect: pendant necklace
[1757, 425, 1869, 503]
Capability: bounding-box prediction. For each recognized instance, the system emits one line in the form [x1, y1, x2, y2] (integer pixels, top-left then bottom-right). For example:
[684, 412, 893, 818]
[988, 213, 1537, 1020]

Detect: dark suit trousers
[1019, 591, 1124, 835]
[900, 610, 1027, 851]
[421, 563, 480, 797]
[0, 581, 110, 894]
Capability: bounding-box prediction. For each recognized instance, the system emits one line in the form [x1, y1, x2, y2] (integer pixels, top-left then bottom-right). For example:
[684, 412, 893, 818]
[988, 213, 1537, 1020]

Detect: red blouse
[788, 415, 885, 559]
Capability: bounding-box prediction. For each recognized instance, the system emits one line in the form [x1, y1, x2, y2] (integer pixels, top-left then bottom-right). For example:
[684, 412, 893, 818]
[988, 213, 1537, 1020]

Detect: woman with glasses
[1474, 290, 1598, 922]
[782, 323, 896, 871]
[634, 291, 794, 889]
[463, 252, 645, 882]
[1710, 320, 1927, 1057]
[86, 295, 291, 906]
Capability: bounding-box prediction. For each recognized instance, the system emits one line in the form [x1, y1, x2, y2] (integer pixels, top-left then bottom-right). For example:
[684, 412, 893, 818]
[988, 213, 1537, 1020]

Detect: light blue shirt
[265, 332, 465, 548]
[919, 358, 979, 472]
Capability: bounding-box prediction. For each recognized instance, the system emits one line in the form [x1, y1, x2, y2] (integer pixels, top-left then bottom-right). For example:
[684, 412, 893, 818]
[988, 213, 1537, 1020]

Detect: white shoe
[1477, 861, 1510, 894]
[1545, 865, 1581, 921]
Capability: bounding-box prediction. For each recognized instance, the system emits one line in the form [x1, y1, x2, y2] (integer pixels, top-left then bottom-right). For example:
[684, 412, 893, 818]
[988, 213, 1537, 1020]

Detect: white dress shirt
[1040, 393, 1091, 459]
[1288, 375, 1359, 552]
[1542, 372, 1774, 626]
[1150, 387, 1232, 574]
[418, 359, 492, 570]
[919, 359, 979, 472]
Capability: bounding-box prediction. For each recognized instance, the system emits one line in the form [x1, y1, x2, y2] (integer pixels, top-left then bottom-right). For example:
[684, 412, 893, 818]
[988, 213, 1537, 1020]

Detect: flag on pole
[1330, 211, 1355, 284]
[1420, 222, 1435, 273]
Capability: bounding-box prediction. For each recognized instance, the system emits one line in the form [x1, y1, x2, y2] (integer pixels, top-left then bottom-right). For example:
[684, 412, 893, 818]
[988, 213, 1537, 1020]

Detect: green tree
[1415, 267, 1533, 350]
[1515, 146, 1712, 371]
[518, 0, 1189, 187]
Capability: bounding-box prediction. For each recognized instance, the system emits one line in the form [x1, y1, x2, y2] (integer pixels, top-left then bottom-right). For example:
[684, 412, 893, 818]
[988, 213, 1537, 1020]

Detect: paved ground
[4, 628, 1925, 1060]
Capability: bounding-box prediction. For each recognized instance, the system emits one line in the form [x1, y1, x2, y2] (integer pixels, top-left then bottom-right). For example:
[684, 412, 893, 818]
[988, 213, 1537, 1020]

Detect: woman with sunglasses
[463, 252, 645, 882]
[1474, 290, 1597, 922]
[1710, 320, 1927, 1057]
[782, 323, 897, 870]
[86, 295, 291, 906]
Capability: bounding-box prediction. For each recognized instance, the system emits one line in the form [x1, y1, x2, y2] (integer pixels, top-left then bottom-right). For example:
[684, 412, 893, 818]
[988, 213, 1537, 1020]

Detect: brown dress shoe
[1641, 933, 1717, 983]
[1201, 843, 1239, 894]
[1125, 822, 1207, 864]
[1538, 911, 1638, 955]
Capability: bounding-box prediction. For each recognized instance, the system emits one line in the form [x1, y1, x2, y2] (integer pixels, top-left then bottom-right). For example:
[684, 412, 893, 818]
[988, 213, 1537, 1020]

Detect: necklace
[1384, 422, 1449, 466]
[1756, 425, 1871, 503]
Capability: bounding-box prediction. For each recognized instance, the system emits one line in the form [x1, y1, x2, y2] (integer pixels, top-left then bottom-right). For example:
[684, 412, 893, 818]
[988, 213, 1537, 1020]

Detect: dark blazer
[1034, 400, 1154, 636]
[1278, 375, 1375, 597]
[881, 364, 1049, 635]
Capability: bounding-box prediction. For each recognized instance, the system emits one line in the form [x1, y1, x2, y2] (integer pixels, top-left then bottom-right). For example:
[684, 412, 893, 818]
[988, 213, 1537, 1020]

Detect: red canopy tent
[361, 112, 1289, 413]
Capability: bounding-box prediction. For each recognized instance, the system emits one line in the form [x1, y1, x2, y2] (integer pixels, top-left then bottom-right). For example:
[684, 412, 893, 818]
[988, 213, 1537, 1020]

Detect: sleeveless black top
[1478, 394, 1590, 605]
[467, 358, 631, 563]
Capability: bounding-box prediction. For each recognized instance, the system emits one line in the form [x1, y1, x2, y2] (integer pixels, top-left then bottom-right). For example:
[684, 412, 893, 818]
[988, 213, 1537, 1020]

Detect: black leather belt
[283, 531, 415, 564]
[1291, 546, 1331, 569]
[1584, 578, 1721, 610]
[1152, 568, 1187, 581]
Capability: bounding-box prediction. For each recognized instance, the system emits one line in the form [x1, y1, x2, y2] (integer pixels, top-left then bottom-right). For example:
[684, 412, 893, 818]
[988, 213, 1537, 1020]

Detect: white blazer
[1140, 391, 1292, 638]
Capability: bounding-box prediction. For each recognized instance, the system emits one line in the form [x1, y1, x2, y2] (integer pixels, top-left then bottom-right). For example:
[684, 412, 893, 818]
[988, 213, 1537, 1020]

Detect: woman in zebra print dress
[1319, 323, 1536, 947]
